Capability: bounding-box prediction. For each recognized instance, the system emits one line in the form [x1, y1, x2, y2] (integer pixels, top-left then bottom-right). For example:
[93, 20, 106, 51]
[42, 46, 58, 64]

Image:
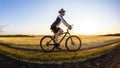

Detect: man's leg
[58, 29, 63, 35]
[54, 28, 63, 44]
[54, 33, 62, 50]
[53, 27, 62, 50]
[54, 32, 61, 48]
[54, 33, 59, 44]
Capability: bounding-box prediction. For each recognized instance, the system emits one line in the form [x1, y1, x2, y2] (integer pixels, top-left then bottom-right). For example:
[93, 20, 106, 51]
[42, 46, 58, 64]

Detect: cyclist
[50, 8, 72, 49]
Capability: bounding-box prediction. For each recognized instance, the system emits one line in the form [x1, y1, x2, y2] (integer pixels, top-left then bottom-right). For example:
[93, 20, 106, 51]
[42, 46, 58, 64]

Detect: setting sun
[74, 23, 99, 35]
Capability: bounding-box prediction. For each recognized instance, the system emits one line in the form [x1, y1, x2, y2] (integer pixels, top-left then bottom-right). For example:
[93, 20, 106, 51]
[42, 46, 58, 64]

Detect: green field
[0, 36, 120, 48]
[0, 36, 120, 62]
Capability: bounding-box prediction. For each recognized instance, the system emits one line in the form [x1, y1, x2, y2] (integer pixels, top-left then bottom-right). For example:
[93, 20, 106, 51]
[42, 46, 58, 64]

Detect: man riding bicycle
[50, 9, 72, 49]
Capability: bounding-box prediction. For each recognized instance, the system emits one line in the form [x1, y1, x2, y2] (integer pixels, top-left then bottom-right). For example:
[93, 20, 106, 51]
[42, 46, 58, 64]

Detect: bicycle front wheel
[65, 36, 82, 52]
[40, 36, 55, 52]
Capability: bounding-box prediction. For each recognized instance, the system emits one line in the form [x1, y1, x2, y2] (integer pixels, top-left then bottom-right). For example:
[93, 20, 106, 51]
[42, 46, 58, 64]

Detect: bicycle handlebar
[67, 25, 73, 29]
[66, 25, 73, 32]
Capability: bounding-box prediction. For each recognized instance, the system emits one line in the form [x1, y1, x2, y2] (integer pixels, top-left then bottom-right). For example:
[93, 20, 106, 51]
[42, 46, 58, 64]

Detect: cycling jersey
[51, 15, 69, 27]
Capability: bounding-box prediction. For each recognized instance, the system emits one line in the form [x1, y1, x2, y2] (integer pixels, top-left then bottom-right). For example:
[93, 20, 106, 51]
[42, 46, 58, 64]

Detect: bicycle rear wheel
[40, 36, 55, 52]
[65, 35, 82, 52]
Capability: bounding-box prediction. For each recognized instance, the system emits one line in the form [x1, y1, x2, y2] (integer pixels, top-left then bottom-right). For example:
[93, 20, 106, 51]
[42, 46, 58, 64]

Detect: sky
[0, 0, 120, 35]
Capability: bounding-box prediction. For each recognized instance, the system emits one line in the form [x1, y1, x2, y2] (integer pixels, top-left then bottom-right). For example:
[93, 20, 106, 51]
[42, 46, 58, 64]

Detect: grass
[0, 42, 120, 62]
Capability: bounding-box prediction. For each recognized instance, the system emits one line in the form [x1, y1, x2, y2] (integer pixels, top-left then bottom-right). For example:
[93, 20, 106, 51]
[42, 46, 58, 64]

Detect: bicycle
[40, 27, 82, 52]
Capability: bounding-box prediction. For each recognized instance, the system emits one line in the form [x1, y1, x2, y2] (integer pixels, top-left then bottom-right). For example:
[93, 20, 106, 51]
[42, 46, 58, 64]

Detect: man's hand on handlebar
[68, 25, 72, 30]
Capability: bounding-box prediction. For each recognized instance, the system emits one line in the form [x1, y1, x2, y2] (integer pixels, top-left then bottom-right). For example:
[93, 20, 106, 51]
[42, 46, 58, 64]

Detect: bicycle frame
[48, 29, 74, 45]
[58, 29, 71, 44]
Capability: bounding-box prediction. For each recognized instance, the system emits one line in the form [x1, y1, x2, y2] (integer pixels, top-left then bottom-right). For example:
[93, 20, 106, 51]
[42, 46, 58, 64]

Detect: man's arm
[58, 15, 69, 27]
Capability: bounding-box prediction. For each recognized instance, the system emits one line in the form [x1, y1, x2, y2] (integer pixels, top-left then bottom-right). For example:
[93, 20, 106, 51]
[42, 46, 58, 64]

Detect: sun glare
[74, 23, 98, 35]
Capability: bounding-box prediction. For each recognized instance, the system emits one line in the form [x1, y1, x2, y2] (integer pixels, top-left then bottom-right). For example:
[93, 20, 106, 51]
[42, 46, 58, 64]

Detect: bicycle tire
[65, 35, 82, 52]
[40, 36, 55, 52]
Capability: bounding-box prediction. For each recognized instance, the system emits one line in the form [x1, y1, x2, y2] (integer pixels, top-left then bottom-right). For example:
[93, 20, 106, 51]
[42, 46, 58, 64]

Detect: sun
[74, 23, 98, 35]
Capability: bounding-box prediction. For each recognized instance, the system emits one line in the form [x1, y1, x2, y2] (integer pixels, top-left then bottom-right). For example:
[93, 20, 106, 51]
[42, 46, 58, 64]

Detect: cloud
[0, 25, 7, 33]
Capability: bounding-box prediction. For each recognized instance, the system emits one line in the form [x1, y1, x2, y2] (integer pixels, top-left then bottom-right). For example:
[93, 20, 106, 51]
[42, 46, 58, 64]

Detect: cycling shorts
[50, 26, 60, 33]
